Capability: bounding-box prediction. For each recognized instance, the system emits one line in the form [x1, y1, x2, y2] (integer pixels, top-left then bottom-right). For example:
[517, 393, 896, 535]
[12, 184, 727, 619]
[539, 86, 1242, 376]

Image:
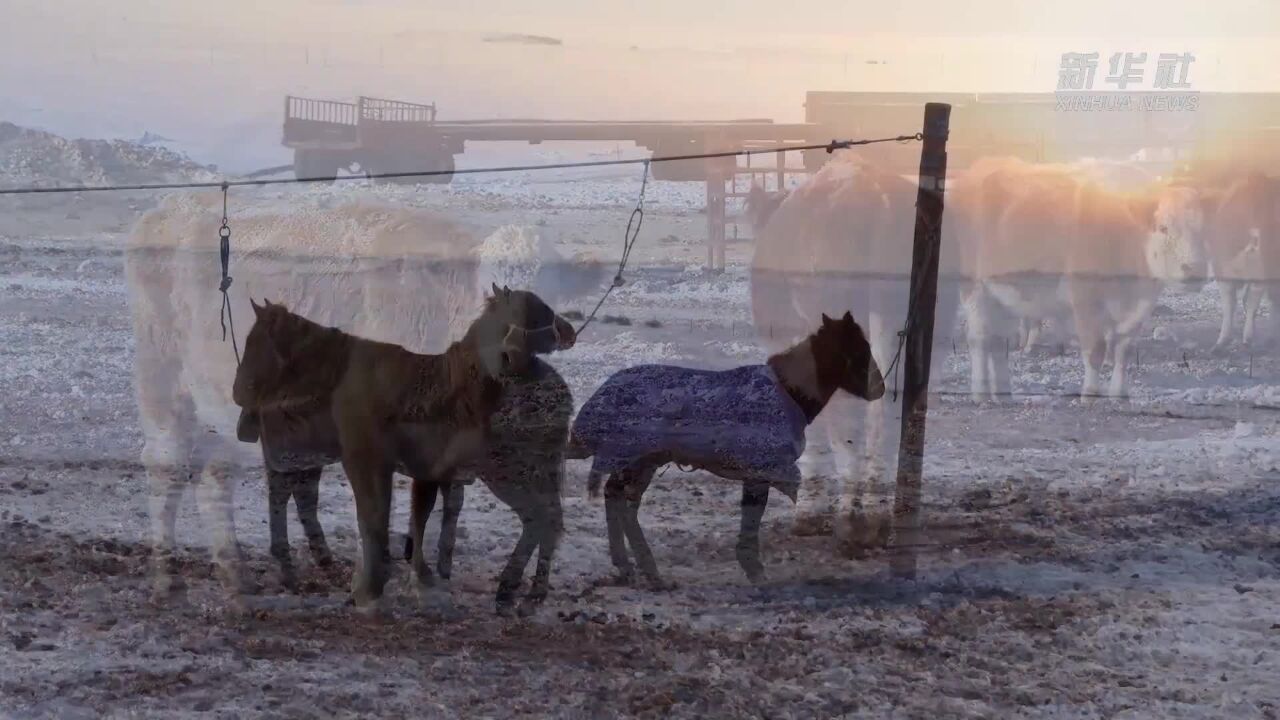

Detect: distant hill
[482, 33, 563, 46]
[0, 122, 217, 188]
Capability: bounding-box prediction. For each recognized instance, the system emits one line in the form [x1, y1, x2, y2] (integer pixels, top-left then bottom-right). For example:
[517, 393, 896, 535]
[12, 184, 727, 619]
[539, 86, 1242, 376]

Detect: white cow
[950, 156, 1210, 400]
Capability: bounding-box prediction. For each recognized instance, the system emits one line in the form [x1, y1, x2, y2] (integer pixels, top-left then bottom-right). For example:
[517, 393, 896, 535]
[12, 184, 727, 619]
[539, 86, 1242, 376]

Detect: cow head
[1139, 186, 1209, 291]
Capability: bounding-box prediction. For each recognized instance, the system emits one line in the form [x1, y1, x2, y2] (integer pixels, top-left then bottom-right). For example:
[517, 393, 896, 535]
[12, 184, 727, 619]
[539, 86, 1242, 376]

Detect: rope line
[576, 160, 649, 336]
[217, 183, 241, 365]
[0, 135, 922, 196]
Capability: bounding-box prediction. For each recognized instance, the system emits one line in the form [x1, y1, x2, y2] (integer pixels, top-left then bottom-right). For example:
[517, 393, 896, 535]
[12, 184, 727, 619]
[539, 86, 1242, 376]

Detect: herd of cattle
[747, 152, 1278, 545]
[120, 152, 1277, 610]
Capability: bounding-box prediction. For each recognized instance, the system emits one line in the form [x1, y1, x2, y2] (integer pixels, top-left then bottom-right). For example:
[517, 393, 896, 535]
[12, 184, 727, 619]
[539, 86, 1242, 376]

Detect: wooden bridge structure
[283, 91, 1280, 271]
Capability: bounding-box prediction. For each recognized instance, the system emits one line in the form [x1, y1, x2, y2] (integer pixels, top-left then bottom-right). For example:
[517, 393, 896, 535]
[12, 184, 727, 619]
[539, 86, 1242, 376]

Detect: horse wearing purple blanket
[568, 311, 885, 586]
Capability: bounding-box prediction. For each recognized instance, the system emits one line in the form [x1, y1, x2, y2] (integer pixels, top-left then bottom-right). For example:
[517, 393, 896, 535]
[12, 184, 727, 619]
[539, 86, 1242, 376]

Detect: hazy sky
[3, 0, 1276, 169]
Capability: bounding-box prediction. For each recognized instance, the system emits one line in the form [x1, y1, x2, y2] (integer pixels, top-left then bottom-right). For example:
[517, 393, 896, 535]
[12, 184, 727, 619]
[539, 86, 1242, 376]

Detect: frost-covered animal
[1196, 171, 1280, 350]
[125, 191, 599, 606]
[748, 156, 961, 554]
[978, 158, 1161, 354]
[231, 291, 570, 608]
[950, 156, 1211, 400]
[568, 311, 885, 586]
[474, 225, 608, 310]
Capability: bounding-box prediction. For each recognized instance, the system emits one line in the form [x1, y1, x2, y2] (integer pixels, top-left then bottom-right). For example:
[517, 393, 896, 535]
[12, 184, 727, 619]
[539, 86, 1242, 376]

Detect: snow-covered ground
[2, 154, 1279, 717]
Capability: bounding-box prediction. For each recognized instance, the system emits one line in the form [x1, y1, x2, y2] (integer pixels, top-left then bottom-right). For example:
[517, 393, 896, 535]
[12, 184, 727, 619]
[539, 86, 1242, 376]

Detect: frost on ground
[2, 139, 1280, 717]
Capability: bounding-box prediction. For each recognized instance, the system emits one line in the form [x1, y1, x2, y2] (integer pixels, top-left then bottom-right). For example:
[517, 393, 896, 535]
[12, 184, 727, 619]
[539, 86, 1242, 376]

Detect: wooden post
[890, 102, 951, 580]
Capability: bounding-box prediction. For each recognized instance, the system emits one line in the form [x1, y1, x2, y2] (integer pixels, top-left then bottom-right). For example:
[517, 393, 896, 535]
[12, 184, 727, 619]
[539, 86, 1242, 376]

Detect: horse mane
[765, 322, 836, 422]
[252, 304, 354, 409]
[424, 336, 501, 429]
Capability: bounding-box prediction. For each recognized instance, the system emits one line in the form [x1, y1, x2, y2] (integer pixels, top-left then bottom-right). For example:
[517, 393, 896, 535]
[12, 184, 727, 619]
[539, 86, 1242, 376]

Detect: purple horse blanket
[570, 363, 807, 488]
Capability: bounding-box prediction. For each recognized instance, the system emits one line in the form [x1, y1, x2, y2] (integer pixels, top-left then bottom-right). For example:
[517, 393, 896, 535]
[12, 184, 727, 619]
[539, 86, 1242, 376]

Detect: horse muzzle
[866, 371, 887, 401]
[554, 315, 576, 350]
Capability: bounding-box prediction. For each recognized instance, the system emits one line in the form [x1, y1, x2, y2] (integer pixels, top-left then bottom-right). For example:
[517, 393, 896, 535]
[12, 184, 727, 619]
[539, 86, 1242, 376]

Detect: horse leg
[601, 472, 636, 585]
[617, 464, 668, 590]
[522, 467, 566, 613]
[408, 476, 439, 587]
[410, 476, 456, 613]
[290, 467, 333, 570]
[436, 482, 465, 582]
[735, 481, 771, 583]
[495, 508, 540, 615]
[340, 444, 394, 609]
[266, 468, 299, 591]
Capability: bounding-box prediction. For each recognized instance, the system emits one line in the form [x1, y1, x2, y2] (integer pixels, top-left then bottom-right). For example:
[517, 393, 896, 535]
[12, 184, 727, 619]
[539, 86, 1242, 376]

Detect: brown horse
[232, 285, 574, 608]
[568, 311, 884, 587]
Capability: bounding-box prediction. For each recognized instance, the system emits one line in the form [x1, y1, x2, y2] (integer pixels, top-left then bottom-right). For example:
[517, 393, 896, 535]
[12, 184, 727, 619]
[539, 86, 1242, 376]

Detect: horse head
[233, 298, 346, 409]
[466, 283, 576, 378]
[811, 311, 885, 402]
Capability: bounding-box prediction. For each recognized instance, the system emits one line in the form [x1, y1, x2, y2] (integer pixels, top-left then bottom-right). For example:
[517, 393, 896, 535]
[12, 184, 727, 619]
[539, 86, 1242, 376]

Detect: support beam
[891, 102, 951, 579]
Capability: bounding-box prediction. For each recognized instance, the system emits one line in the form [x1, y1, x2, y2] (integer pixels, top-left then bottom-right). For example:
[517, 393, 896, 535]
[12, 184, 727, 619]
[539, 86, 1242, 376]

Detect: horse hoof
[592, 572, 637, 589]
[644, 576, 677, 592]
[269, 567, 300, 594]
[516, 599, 544, 618]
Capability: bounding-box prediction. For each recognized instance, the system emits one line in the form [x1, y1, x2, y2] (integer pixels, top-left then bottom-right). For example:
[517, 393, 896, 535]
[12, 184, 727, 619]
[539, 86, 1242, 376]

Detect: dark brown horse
[232, 285, 574, 609]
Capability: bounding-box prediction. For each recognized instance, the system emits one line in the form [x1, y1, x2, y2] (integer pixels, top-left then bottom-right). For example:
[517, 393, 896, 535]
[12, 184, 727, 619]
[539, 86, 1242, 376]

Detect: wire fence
[0, 135, 922, 196]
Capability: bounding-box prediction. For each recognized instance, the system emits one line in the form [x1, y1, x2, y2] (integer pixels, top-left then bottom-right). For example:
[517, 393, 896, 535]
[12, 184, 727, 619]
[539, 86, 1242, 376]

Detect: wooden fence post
[891, 102, 951, 580]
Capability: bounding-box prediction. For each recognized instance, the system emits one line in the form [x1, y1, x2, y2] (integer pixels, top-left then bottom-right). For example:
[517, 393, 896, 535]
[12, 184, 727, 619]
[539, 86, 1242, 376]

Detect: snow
[1, 125, 1279, 717]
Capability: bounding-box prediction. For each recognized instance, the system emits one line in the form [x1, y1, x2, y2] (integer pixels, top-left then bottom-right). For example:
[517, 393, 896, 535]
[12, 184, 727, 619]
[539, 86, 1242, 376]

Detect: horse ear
[821, 313, 833, 327]
[502, 285, 512, 298]
[491, 282, 502, 298]
[842, 310, 854, 324]
[250, 298, 263, 317]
